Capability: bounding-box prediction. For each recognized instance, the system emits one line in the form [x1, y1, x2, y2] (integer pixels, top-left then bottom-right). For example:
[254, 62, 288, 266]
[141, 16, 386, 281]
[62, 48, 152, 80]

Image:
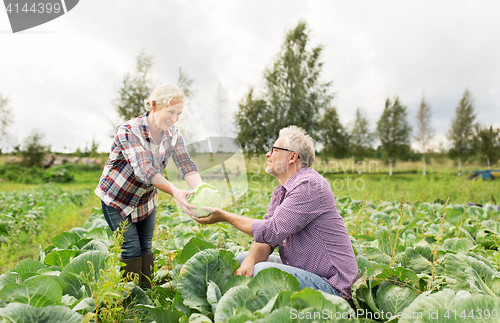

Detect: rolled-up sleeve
[172, 134, 198, 180]
[116, 126, 159, 184]
[252, 180, 322, 247]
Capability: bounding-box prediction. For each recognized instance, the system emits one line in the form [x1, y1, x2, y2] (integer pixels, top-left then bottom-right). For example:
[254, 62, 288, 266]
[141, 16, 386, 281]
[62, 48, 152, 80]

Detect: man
[195, 126, 359, 305]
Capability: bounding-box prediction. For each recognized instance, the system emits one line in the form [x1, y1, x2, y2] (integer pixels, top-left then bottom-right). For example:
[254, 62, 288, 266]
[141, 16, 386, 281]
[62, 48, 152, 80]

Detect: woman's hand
[172, 188, 196, 216]
[192, 206, 226, 224]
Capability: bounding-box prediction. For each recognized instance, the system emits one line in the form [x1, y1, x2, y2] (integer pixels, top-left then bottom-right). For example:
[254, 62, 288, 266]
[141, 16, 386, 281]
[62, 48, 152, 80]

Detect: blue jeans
[101, 201, 156, 259]
[236, 251, 339, 296]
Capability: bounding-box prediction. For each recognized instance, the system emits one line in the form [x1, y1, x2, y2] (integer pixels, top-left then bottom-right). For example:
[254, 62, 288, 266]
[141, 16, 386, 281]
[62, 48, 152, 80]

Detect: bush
[0, 164, 74, 184]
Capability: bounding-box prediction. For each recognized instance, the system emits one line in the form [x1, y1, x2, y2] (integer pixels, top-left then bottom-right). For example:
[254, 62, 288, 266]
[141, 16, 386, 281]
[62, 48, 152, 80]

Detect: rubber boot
[121, 257, 142, 284]
[141, 252, 154, 289]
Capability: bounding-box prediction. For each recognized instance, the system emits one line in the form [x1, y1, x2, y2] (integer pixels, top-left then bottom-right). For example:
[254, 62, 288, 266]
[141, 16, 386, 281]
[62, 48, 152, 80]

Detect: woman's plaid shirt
[95, 113, 198, 222]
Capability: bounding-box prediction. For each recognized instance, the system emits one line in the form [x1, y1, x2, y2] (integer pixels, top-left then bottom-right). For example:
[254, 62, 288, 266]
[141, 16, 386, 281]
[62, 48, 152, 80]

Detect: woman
[95, 84, 202, 288]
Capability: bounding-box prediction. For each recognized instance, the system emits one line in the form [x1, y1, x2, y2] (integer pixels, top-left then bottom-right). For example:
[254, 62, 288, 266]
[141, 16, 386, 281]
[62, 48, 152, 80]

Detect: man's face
[265, 137, 290, 177]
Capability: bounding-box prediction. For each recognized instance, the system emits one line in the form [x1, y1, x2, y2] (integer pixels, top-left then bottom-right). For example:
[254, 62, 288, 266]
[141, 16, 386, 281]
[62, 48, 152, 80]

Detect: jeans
[101, 201, 156, 259]
[236, 251, 339, 296]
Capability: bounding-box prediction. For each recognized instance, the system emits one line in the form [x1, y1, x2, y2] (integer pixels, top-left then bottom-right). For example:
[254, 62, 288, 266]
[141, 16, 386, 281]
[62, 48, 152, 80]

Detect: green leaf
[177, 249, 239, 314]
[69, 238, 93, 250]
[207, 281, 222, 313]
[0, 303, 83, 323]
[72, 297, 95, 314]
[181, 238, 215, 263]
[290, 288, 354, 315]
[247, 268, 301, 309]
[0, 275, 62, 307]
[84, 227, 112, 241]
[222, 275, 252, 294]
[448, 295, 500, 323]
[253, 306, 295, 323]
[441, 238, 476, 252]
[376, 284, 417, 318]
[215, 268, 301, 322]
[434, 252, 499, 293]
[214, 286, 256, 323]
[226, 310, 257, 323]
[189, 313, 214, 322]
[465, 267, 497, 296]
[59, 250, 109, 298]
[12, 259, 46, 276]
[44, 250, 79, 268]
[76, 239, 109, 255]
[136, 305, 184, 323]
[51, 232, 80, 249]
[399, 247, 432, 274]
[399, 289, 471, 323]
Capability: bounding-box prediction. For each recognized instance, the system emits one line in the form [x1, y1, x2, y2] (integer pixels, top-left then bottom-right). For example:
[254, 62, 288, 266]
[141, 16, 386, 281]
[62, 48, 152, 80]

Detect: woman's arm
[184, 171, 203, 189]
[151, 173, 196, 216]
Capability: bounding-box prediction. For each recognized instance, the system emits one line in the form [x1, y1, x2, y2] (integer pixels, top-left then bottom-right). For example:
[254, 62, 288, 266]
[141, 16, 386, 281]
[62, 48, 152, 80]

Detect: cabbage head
[187, 183, 222, 218]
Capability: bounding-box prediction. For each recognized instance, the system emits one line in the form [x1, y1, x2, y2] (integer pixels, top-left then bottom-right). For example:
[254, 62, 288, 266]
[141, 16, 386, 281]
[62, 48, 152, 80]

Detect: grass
[0, 192, 101, 272]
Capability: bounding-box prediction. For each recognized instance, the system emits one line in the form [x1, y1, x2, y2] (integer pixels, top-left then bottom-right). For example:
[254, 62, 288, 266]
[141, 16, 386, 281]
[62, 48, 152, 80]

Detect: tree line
[1, 22, 498, 175]
[234, 22, 500, 175]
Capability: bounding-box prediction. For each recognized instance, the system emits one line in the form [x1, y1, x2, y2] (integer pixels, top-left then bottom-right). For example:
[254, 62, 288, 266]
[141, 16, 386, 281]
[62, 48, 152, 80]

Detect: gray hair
[144, 84, 186, 111]
[279, 125, 315, 167]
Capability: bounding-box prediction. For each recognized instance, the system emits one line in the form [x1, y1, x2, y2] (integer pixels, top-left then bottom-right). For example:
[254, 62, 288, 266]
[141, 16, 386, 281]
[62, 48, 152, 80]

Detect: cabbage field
[0, 188, 500, 322]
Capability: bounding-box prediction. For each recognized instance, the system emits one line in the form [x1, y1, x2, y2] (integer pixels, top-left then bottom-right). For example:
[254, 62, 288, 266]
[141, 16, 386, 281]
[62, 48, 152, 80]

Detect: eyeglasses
[270, 146, 300, 158]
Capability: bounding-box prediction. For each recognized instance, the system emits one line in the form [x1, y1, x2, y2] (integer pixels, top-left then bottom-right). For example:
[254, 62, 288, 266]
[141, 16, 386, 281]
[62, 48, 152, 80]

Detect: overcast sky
[1, 0, 499, 153]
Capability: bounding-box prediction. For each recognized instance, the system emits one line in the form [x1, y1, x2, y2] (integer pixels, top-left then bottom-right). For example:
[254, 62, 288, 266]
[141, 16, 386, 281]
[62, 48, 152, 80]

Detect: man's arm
[194, 208, 254, 236]
[234, 242, 272, 277]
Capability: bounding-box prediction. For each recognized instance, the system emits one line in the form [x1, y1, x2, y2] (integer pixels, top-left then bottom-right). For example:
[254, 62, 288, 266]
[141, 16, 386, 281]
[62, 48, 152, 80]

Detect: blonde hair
[279, 125, 315, 168]
[144, 84, 186, 111]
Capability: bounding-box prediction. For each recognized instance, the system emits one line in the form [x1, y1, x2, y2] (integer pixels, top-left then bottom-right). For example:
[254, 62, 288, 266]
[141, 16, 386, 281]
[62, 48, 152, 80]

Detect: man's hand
[172, 188, 196, 216]
[234, 261, 254, 277]
[192, 206, 226, 224]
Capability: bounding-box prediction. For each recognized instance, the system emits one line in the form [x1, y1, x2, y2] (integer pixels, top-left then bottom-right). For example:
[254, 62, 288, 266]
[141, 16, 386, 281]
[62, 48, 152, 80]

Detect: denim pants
[101, 201, 156, 259]
[236, 251, 339, 296]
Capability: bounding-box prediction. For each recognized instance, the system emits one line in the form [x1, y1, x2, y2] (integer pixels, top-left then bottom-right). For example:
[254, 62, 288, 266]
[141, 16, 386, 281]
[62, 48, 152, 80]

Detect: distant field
[1, 154, 499, 205]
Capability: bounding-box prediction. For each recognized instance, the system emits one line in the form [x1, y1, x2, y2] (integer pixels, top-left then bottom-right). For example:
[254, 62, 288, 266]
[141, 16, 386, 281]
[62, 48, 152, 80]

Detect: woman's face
[152, 100, 184, 131]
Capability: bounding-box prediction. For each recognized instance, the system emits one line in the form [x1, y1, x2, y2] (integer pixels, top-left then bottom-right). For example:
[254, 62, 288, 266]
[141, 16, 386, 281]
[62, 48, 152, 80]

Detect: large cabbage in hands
[187, 183, 222, 218]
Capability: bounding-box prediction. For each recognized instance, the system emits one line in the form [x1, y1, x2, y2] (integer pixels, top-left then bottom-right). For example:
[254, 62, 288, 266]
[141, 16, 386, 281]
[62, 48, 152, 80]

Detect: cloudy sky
[1, 0, 499, 153]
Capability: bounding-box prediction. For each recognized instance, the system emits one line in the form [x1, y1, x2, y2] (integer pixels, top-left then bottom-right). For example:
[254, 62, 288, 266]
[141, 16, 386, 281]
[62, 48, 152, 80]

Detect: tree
[319, 107, 349, 161]
[235, 88, 271, 156]
[350, 108, 374, 160]
[175, 67, 200, 146]
[214, 82, 229, 137]
[376, 97, 412, 175]
[178, 67, 195, 99]
[447, 89, 476, 175]
[474, 125, 500, 170]
[115, 50, 154, 122]
[414, 95, 434, 175]
[21, 130, 47, 168]
[235, 21, 334, 155]
[0, 93, 13, 152]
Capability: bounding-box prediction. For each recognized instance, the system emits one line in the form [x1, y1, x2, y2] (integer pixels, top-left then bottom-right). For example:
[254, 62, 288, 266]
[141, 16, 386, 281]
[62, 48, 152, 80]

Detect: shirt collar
[281, 167, 308, 192]
[139, 113, 152, 141]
